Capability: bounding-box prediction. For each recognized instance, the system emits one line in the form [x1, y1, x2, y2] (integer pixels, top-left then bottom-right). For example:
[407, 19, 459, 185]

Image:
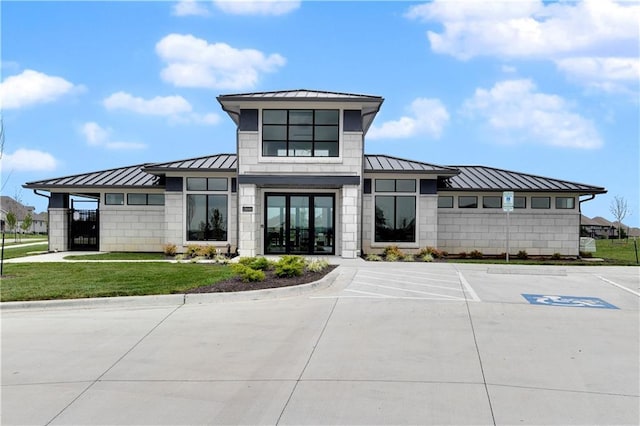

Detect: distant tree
[21, 212, 33, 235]
[610, 196, 630, 240]
[5, 211, 17, 242]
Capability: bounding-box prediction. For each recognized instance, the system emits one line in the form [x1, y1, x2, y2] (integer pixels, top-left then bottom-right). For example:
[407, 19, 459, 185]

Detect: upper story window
[262, 109, 339, 157]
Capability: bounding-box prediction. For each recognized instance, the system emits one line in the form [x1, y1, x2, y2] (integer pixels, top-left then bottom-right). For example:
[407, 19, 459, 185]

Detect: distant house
[0, 196, 48, 234]
[24, 89, 607, 257]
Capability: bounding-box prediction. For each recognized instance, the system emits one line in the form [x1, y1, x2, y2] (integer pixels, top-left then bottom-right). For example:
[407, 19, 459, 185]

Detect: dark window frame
[458, 196, 478, 208]
[262, 109, 339, 157]
[126, 193, 165, 206]
[438, 196, 454, 208]
[186, 194, 228, 242]
[105, 193, 124, 205]
[514, 196, 526, 209]
[374, 179, 416, 193]
[556, 197, 575, 209]
[531, 196, 551, 209]
[482, 196, 502, 209]
[374, 195, 416, 243]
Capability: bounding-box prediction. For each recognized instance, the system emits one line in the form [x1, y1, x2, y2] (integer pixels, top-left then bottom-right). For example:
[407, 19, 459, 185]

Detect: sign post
[503, 191, 514, 263]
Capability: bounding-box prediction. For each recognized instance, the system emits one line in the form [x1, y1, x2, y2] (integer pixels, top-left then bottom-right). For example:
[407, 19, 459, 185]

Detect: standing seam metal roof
[23, 154, 606, 194]
[217, 89, 383, 101]
[439, 166, 606, 193]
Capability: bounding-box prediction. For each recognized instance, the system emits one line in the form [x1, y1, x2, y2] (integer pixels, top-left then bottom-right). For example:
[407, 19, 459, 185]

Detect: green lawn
[0, 262, 235, 302]
[594, 238, 639, 264]
[1, 243, 49, 260]
[64, 252, 167, 261]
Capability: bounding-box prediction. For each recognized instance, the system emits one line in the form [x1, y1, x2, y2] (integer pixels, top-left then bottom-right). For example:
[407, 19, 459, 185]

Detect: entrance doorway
[265, 194, 334, 255]
[68, 209, 99, 251]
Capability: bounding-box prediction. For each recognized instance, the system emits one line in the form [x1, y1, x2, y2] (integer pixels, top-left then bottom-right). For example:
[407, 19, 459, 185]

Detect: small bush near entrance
[383, 245, 404, 259]
[551, 252, 562, 260]
[275, 255, 306, 277]
[231, 263, 266, 282]
[239, 256, 272, 271]
[418, 246, 445, 259]
[365, 254, 383, 261]
[517, 250, 529, 260]
[420, 253, 434, 262]
[306, 258, 329, 272]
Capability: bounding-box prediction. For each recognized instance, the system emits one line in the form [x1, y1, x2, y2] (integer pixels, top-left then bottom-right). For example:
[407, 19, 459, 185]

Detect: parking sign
[503, 191, 514, 212]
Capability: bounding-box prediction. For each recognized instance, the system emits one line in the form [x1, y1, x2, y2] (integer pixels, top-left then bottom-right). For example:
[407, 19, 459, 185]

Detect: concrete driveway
[1, 262, 638, 425]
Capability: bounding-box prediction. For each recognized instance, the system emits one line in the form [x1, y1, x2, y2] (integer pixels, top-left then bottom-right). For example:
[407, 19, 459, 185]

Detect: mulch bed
[186, 265, 338, 293]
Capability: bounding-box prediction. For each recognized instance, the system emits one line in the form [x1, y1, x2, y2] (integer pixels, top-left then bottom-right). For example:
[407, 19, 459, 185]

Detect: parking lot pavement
[1, 263, 638, 425]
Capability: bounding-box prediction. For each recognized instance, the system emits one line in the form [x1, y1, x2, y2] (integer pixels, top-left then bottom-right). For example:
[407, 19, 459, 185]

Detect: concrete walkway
[2, 262, 638, 425]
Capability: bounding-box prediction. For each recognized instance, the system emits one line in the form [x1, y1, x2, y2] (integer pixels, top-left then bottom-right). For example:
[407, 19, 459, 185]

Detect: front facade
[24, 90, 606, 257]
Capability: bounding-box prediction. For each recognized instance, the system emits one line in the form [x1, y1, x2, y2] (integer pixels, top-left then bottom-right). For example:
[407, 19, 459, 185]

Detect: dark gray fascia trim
[238, 175, 360, 187]
[437, 188, 608, 195]
[364, 170, 458, 176]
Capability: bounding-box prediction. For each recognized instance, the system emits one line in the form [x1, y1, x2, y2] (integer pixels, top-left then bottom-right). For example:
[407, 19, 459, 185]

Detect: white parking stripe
[351, 276, 465, 292]
[345, 288, 391, 298]
[595, 275, 640, 297]
[457, 271, 481, 302]
[357, 270, 459, 284]
[358, 282, 465, 300]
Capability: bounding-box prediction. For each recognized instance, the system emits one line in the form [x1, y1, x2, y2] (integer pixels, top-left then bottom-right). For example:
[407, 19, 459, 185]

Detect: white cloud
[463, 79, 602, 149]
[169, 112, 221, 126]
[103, 92, 192, 115]
[406, 0, 639, 60]
[0, 69, 81, 109]
[80, 122, 146, 150]
[555, 57, 640, 94]
[213, 0, 300, 16]
[173, 0, 210, 16]
[0, 149, 57, 172]
[406, 0, 639, 94]
[368, 98, 450, 140]
[156, 33, 286, 90]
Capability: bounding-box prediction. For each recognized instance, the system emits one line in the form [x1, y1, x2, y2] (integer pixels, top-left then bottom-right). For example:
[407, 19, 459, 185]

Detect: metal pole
[1, 232, 5, 276]
[506, 211, 510, 263]
[634, 238, 638, 264]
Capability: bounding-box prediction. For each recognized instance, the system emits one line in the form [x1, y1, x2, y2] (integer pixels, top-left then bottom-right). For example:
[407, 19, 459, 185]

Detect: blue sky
[1, 0, 638, 226]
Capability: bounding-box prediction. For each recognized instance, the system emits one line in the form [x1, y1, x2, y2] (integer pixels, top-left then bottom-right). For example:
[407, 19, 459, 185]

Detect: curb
[0, 267, 341, 311]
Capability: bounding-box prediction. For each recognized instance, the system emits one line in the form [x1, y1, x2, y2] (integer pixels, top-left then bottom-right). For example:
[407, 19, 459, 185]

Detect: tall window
[186, 177, 228, 241]
[374, 179, 416, 243]
[262, 109, 339, 157]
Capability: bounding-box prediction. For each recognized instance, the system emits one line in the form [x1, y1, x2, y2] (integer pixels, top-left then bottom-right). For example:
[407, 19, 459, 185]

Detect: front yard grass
[0, 263, 235, 302]
[1, 243, 49, 260]
[594, 238, 639, 264]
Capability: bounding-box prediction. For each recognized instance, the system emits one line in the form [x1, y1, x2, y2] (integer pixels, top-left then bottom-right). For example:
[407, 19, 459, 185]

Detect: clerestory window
[262, 109, 339, 157]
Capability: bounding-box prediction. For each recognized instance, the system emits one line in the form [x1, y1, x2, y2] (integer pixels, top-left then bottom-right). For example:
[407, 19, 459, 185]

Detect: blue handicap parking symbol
[522, 294, 619, 309]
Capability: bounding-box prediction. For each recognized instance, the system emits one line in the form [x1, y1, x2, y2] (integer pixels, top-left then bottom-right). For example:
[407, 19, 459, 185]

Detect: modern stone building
[24, 89, 606, 257]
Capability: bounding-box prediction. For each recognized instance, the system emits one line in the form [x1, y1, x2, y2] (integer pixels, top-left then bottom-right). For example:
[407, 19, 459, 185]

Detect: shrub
[418, 246, 444, 259]
[403, 255, 415, 262]
[580, 251, 593, 258]
[231, 264, 265, 282]
[365, 254, 382, 261]
[469, 250, 483, 259]
[458, 252, 467, 259]
[275, 255, 306, 278]
[196, 245, 217, 259]
[516, 250, 528, 260]
[551, 252, 562, 260]
[420, 253, 434, 262]
[383, 245, 404, 259]
[239, 257, 272, 270]
[385, 253, 401, 262]
[306, 259, 329, 272]
[186, 244, 203, 258]
[162, 243, 177, 257]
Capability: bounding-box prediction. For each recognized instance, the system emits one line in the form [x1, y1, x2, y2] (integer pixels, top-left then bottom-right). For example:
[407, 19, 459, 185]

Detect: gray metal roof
[217, 89, 383, 102]
[24, 163, 161, 189]
[364, 155, 459, 175]
[23, 155, 606, 195]
[438, 165, 606, 194]
[144, 154, 237, 172]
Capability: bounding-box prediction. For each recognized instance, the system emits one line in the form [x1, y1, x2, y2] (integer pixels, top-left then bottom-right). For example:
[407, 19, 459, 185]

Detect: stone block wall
[48, 208, 68, 252]
[237, 184, 258, 257]
[164, 192, 183, 250]
[100, 206, 165, 252]
[437, 211, 581, 256]
[341, 185, 360, 258]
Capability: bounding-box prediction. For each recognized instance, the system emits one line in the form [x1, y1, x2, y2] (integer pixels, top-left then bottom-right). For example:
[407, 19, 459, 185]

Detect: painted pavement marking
[313, 267, 480, 302]
[595, 275, 640, 297]
[522, 294, 619, 309]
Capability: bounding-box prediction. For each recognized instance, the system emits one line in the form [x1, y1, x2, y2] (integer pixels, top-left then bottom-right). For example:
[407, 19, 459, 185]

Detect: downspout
[33, 189, 51, 240]
[578, 194, 596, 257]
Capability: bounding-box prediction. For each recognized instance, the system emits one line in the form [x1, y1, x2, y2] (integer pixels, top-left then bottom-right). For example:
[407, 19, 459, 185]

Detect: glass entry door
[265, 194, 334, 255]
